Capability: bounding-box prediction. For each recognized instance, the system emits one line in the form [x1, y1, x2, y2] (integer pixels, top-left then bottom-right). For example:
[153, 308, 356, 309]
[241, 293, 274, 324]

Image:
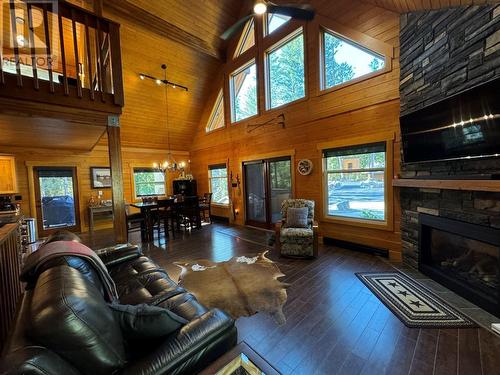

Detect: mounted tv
[401, 77, 500, 164]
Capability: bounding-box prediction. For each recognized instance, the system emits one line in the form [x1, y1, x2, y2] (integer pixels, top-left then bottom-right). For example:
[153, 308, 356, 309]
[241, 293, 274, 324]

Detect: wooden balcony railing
[0, 0, 123, 114]
[0, 223, 22, 352]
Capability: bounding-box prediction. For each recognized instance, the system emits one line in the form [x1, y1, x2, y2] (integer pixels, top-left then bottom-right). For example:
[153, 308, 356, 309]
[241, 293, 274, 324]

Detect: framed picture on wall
[90, 167, 112, 188]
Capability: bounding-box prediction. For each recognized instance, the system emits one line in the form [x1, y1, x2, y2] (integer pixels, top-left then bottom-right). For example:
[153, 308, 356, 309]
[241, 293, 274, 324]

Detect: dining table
[130, 196, 203, 242]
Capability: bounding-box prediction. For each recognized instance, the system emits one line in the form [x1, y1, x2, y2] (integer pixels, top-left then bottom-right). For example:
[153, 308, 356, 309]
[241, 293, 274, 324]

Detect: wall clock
[297, 159, 313, 176]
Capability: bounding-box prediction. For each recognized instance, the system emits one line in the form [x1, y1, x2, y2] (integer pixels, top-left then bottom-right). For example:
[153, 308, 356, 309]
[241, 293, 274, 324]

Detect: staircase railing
[0, 0, 123, 112]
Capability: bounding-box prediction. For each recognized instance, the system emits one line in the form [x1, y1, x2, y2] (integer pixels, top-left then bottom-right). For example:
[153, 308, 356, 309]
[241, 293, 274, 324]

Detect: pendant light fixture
[140, 64, 188, 173]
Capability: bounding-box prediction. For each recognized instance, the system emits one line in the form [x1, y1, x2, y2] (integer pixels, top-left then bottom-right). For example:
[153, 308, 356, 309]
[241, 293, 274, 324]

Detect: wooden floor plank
[81, 224, 500, 375]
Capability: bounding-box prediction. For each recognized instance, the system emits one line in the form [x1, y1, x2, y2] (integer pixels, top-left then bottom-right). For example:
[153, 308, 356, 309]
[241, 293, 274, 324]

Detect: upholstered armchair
[275, 199, 318, 258]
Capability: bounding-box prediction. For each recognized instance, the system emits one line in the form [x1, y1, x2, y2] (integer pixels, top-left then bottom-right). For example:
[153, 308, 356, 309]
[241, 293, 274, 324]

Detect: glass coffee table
[199, 342, 281, 375]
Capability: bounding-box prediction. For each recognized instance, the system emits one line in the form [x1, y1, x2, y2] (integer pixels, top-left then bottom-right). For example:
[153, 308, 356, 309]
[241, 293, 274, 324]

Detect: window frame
[319, 134, 394, 231]
[264, 27, 306, 111]
[233, 18, 256, 59]
[319, 27, 390, 94]
[264, 12, 291, 37]
[208, 164, 230, 207]
[229, 59, 259, 124]
[206, 89, 225, 133]
[131, 167, 167, 201]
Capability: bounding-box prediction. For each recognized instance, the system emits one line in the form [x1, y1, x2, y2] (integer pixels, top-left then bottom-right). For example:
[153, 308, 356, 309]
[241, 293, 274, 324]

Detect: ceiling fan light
[254, 2, 267, 15]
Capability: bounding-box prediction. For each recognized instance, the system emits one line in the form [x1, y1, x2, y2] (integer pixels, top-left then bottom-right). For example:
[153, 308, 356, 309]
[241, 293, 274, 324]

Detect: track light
[139, 74, 145, 80]
[155, 79, 162, 85]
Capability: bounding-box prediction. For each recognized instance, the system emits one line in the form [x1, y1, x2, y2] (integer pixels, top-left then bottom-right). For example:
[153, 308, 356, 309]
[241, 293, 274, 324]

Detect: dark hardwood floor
[82, 224, 500, 375]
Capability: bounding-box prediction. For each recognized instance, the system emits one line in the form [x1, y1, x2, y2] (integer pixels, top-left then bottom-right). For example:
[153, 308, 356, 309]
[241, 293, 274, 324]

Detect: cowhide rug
[175, 251, 289, 324]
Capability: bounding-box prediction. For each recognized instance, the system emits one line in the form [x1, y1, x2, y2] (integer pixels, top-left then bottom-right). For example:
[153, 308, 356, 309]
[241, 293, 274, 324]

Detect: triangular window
[206, 90, 225, 133]
[234, 19, 255, 58]
[321, 29, 385, 90]
[266, 13, 291, 35]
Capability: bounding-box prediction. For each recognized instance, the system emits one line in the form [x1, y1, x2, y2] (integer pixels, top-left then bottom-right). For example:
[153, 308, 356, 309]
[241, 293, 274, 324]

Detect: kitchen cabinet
[0, 156, 17, 194]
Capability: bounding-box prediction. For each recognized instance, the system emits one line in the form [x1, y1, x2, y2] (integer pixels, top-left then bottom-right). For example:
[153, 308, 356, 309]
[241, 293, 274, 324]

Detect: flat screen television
[401, 77, 500, 164]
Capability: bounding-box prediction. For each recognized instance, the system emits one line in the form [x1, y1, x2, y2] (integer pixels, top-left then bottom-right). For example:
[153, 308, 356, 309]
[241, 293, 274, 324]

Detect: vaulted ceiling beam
[102, 0, 223, 60]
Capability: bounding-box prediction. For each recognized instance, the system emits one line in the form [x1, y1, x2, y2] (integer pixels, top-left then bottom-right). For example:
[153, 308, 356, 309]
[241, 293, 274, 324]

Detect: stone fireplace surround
[399, 4, 500, 268]
[398, 5, 500, 320]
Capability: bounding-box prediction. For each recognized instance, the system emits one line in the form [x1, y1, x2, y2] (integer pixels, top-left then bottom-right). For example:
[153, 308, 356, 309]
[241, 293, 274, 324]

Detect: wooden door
[34, 167, 81, 237]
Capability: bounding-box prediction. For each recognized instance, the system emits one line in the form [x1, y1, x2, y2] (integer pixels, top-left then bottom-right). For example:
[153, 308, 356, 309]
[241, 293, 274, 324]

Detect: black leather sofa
[0, 234, 237, 375]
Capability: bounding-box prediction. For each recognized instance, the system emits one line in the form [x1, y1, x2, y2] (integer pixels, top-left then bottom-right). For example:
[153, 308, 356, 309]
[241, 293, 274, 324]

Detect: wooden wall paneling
[189, 0, 403, 259]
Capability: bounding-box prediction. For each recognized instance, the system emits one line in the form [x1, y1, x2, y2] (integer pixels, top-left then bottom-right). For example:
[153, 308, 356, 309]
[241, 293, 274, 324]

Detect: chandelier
[139, 64, 188, 173]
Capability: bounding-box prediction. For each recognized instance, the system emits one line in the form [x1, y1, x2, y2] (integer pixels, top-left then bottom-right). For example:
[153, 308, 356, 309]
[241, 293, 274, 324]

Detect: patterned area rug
[356, 272, 477, 328]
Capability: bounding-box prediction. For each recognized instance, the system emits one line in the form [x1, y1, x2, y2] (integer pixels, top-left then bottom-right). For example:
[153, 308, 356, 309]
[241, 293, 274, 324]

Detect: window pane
[231, 62, 258, 122]
[327, 171, 385, 221]
[326, 151, 386, 171]
[210, 168, 227, 178]
[134, 171, 165, 197]
[39, 176, 76, 229]
[234, 19, 255, 58]
[268, 33, 305, 109]
[267, 13, 290, 35]
[206, 90, 225, 132]
[323, 31, 385, 89]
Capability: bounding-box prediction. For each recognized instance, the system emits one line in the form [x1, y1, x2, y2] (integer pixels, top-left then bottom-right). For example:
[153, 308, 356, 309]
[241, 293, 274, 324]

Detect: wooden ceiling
[361, 0, 499, 13]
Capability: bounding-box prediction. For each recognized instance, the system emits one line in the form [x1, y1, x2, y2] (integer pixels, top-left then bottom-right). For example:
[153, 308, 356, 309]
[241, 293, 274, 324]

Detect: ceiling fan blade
[220, 14, 254, 41]
[267, 3, 315, 20]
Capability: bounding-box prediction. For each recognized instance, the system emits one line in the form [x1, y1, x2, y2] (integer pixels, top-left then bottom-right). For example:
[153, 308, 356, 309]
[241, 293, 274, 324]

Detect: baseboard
[323, 237, 389, 258]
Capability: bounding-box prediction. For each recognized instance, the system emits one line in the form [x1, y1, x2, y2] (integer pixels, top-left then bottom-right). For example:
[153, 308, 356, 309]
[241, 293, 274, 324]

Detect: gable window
[208, 164, 229, 205]
[230, 60, 258, 122]
[206, 89, 225, 133]
[266, 29, 305, 109]
[133, 168, 165, 198]
[323, 142, 386, 222]
[234, 18, 255, 58]
[266, 13, 291, 35]
[321, 29, 385, 90]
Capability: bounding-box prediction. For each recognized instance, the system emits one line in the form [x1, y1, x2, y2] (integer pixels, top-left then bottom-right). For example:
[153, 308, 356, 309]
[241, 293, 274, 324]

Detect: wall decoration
[297, 159, 313, 176]
[90, 167, 111, 188]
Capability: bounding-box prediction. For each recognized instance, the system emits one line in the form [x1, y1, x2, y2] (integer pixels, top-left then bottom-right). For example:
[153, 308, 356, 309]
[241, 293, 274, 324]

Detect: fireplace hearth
[419, 213, 500, 317]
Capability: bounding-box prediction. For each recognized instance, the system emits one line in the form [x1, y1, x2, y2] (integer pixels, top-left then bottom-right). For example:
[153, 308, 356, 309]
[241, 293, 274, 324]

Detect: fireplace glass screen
[430, 229, 499, 301]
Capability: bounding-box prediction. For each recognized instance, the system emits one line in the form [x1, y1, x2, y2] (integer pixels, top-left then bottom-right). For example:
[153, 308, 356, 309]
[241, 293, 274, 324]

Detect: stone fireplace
[418, 213, 500, 316]
[398, 5, 500, 317]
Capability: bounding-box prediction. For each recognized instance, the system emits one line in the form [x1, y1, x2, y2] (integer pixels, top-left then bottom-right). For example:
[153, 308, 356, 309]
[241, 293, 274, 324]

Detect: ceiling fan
[220, 1, 315, 41]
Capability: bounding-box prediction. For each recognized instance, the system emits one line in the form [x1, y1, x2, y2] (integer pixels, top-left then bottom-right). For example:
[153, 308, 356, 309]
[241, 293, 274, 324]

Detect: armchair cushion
[280, 227, 313, 239]
[285, 207, 309, 228]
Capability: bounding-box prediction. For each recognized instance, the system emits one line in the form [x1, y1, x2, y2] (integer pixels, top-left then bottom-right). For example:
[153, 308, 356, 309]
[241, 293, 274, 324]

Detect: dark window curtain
[323, 142, 386, 158]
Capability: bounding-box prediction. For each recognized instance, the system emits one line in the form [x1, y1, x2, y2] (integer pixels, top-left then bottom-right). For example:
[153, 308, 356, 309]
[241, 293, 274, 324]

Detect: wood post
[107, 121, 127, 243]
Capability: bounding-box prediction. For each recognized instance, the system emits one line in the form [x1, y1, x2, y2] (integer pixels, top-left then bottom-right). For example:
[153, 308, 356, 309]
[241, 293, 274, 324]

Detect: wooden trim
[392, 179, 500, 192]
[319, 135, 394, 232]
[25, 161, 83, 226]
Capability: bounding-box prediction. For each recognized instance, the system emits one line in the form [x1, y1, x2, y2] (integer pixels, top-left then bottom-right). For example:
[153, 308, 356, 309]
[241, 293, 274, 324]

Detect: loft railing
[0, 0, 123, 113]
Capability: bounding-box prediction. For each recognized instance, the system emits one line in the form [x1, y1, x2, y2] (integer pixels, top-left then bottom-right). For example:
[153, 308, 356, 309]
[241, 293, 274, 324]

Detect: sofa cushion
[110, 303, 187, 341]
[285, 207, 309, 228]
[157, 292, 209, 321]
[116, 270, 185, 305]
[109, 256, 161, 281]
[30, 266, 127, 375]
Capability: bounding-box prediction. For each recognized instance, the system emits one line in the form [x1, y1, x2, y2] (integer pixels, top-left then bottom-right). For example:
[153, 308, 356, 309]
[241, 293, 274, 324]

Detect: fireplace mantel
[393, 179, 500, 192]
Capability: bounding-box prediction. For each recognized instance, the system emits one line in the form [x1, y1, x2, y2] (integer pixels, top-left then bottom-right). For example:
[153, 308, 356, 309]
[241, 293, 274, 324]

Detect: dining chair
[178, 196, 202, 231]
[199, 193, 212, 223]
[125, 204, 145, 241]
[155, 198, 176, 242]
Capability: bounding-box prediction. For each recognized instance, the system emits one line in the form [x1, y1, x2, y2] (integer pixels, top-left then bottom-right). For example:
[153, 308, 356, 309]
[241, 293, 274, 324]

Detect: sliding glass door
[244, 157, 292, 228]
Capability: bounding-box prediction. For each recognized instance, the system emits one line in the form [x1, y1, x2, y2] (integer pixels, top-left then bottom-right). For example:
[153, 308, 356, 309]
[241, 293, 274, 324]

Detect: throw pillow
[110, 303, 188, 341]
[285, 207, 309, 228]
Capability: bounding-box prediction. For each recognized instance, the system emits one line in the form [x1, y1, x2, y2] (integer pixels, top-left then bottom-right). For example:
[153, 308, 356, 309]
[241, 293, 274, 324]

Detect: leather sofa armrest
[122, 309, 236, 375]
[97, 245, 142, 268]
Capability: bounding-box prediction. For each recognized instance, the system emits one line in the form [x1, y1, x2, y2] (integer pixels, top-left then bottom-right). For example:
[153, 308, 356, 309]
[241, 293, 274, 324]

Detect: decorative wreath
[297, 159, 313, 176]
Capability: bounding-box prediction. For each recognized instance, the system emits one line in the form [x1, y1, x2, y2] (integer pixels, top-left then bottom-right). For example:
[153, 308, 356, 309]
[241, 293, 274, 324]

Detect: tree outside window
[209, 165, 229, 205]
[133, 168, 165, 198]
